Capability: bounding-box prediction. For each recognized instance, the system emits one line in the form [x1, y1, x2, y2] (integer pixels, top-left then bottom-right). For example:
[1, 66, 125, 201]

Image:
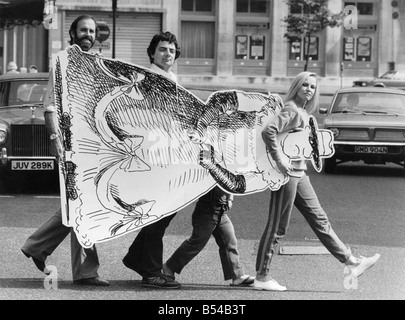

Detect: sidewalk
[1, 226, 403, 301]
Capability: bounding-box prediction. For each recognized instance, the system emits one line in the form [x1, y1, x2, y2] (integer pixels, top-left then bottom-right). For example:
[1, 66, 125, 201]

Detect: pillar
[271, 0, 288, 77]
[217, 0, 234, 76]
[325, 0, 344, 77]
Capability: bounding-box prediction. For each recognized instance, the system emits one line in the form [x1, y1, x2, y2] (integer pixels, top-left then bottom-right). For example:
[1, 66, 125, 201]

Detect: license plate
[11, 160, 54, 171]
[354, 146, 388, 154]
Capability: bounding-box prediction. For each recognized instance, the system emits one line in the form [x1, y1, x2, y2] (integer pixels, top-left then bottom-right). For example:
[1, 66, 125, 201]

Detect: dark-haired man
[122, 31, 182, 289]
[21, 15, 109, 287]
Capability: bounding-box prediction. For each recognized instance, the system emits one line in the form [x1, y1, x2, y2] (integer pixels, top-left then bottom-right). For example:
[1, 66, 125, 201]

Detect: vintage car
[0, 72, 57, 184]
[353, 70, 405, 90]
[319, 87, 405, 174]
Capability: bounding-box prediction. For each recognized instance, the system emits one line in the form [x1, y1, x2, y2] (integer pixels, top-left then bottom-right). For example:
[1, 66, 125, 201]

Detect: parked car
[0, 72, 58, 184]
[353, 70, 405, 90]
[319, 87, 405, 174]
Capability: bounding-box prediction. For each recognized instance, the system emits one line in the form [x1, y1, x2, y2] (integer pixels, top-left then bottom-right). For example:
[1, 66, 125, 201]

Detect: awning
[0, 0, 45, 29]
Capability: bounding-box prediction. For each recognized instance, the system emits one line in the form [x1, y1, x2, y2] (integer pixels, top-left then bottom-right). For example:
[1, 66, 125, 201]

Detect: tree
[283, 0, 346, 71]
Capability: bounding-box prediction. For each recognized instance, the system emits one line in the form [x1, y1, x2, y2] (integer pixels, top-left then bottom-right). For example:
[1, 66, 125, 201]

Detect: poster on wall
[343, 37, 355, 61]
[357, 37, 372, 61]
[289, 39, 301, 60]
[304, 36, 319, 60]
[235, 35, 248, 59]
[250, 35, 265, 60]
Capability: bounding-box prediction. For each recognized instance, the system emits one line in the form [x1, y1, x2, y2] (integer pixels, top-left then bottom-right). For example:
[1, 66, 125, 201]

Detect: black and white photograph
[0, 0, 404, 311]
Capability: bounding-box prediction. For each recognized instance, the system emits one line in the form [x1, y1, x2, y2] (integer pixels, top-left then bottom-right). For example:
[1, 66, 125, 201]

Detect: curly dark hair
[147, 31, 181, 63]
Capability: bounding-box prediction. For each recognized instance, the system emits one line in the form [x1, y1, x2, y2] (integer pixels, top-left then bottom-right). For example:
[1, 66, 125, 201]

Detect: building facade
[1, 0, 404, 91]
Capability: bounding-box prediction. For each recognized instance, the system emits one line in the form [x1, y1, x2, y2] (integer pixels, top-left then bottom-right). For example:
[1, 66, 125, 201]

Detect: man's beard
[75, 35, 95, 52]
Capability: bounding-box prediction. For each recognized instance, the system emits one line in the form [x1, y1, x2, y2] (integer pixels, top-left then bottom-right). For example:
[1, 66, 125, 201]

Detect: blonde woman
[254, 72, 380, 291]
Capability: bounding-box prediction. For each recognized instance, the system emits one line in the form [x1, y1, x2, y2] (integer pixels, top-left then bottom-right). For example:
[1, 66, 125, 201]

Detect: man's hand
[50, 138, 64, 160]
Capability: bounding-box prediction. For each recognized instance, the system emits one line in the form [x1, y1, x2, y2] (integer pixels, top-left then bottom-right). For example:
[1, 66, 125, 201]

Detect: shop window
[235, 35, 249, 59]
[236, 0, 268, 14]
[235, 34, 265, 60]
[289, 36, 319, 61]
[344, 2, 373, 15]
[356, 37, 372, 61]
[343, 37, 355, 61]
[182, 0, 214, 12]
[343, 36, 372, 62]
[181, 21, 215, 59]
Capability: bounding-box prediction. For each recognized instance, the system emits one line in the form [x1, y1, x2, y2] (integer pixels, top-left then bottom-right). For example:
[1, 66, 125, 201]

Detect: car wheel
[324, 157, 336, 174]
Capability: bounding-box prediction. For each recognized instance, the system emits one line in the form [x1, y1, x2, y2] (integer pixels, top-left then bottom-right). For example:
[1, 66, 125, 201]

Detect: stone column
[217, 0, 234, 76]
[162, 0, 180, 37]
[325, 1, 344, 77]
[162, 0, 180, 74]
[379, 0, 394, 72]
[271, 0, 288, 77]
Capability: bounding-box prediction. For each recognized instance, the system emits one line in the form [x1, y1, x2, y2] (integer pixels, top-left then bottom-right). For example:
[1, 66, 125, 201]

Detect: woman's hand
[276, 159, 293, 176]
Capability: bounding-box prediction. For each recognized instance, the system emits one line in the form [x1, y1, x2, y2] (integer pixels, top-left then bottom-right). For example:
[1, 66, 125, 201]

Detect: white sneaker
[349, 254, 381, 279]
[253, 278, 287, 291]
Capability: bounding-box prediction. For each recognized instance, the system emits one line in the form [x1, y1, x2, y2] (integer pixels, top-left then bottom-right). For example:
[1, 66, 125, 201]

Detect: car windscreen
[4, 80, 48, 106]
[379, 71, 396, 79]
[332, 92, 405, 115]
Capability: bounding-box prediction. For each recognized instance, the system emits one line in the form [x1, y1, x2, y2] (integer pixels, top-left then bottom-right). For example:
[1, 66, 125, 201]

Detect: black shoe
[21, 249, 50, 275]
[142, 275, 181, 289]
[73, 277, 110, 286]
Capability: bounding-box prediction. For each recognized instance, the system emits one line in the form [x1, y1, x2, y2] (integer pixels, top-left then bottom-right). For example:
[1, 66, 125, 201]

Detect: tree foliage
[283, 0, 346, 71]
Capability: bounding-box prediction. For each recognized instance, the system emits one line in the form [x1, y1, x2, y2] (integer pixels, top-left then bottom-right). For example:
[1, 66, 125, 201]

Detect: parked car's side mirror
[319, 108, 328, 115]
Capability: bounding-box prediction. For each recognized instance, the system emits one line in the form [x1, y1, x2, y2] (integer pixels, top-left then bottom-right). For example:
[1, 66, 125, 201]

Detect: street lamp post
[112, 0, 117, 59]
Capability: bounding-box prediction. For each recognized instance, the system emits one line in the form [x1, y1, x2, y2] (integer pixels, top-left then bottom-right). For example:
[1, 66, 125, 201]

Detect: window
[235, 34, 266, 60]
[343, 37, 355, 61]
[181, 21, 215, 59]
[344, 2, 374, 15]
[356, 37, 371, 62]
[182, 0, 214, 12]
[289, 38, 301, 60]
[250, 35, 265, 59]
[290, 2, 319, 14]
[393, 72, 405, 80]
[343, 36, 372, 62]
[289, 36, 319, 61]
[235, 35, 249, 59]
[236, 0, 268, 14]
[181, 0, 216, 60]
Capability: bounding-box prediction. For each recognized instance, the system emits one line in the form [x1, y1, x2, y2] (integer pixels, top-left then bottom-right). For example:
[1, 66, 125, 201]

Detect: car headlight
[329, 128, 340, 138]
[0, 130, 7, 144]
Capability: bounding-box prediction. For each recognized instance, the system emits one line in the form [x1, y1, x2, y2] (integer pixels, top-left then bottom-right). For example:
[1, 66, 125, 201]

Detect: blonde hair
[284, 71, 320, 115]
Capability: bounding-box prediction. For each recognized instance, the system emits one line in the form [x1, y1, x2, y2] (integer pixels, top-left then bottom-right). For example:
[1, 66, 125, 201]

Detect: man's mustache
[80, 35, 94, 42]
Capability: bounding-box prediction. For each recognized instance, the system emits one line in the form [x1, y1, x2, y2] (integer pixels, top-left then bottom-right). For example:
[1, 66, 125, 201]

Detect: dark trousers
[165, 206, 244, 280]
[123, 213, 176, 278]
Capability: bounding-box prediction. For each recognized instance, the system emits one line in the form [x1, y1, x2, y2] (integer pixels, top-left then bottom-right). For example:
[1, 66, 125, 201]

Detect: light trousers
[21, 209, 100, 281]
[256, 173, 351, 278]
